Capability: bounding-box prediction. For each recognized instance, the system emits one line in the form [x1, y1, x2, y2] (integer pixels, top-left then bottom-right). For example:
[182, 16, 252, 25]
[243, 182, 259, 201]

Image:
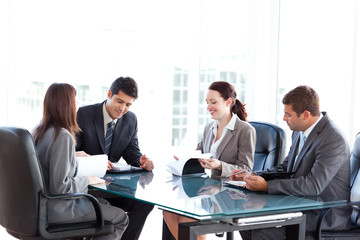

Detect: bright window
[1, 0, 359, 156]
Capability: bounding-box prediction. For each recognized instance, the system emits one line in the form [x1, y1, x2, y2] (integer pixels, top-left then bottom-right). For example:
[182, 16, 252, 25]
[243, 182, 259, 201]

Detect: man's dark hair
[110, 77, 138, 99]
[282, 85, 320, 117]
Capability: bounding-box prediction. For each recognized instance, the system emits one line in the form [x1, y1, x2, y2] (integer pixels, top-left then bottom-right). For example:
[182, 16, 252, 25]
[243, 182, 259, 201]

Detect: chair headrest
[249, 121, 287, 170]
[352, 134, 360, 161]
[0, 126, 44, 235]
[249, 121, 286, 153]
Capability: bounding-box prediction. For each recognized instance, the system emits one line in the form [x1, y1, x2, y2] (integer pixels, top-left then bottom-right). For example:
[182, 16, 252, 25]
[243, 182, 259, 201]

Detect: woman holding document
[32, 83, 128, 240]
[163, 81, 256, 240]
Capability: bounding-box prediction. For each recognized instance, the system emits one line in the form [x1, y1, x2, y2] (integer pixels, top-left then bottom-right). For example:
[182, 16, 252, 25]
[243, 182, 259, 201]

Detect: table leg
[178, 213, 306, 240]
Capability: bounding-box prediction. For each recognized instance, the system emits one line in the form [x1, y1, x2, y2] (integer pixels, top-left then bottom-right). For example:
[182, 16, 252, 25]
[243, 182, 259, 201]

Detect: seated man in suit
[76, 76, 154, 240]
[231, 85, 351, 240]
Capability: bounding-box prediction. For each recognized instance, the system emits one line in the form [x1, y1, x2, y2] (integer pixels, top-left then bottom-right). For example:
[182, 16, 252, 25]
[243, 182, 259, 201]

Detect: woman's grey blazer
[35, 127, 91, 223]
[197, 116, 256, 178]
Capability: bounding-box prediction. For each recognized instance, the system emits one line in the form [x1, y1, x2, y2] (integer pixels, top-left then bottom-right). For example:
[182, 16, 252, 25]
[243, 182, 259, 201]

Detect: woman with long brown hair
[33, 83, 128, 240]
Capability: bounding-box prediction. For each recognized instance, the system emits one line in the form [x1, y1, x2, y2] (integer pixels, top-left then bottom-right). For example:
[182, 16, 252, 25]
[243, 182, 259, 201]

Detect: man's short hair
[282, 85, 320, 117]
[110, 77, 138, 99]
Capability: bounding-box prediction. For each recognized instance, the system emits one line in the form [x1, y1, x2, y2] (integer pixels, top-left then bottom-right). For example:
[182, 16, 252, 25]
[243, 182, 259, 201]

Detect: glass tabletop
[90, 170, 347, 220]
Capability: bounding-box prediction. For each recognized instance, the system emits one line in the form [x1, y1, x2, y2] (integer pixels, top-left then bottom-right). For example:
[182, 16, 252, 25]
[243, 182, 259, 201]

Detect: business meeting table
[90, 170, 347, 240]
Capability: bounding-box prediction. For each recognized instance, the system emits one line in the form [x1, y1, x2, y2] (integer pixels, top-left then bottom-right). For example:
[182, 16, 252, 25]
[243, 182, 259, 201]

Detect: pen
[231, 170, 247, 176]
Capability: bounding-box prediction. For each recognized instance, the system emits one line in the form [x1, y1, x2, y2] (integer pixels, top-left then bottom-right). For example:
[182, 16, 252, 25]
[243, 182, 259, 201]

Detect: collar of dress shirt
[102, 103, 118, 133]
[303, 113, 323, 138]
[211, 114, 237, 136]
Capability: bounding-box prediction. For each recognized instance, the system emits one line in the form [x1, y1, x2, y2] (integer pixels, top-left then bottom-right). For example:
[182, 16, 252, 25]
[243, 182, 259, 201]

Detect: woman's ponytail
[232, 99, 248, 122]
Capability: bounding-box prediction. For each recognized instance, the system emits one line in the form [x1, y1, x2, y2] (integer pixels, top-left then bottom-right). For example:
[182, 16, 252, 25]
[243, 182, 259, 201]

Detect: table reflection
[102, 171, 154, 197]
[91, 171, 346, 220]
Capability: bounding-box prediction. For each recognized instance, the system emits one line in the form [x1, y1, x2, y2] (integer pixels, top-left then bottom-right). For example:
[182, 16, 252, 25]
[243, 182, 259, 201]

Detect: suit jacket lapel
[216, 128, 234, 159]
[287, 133, 301, 172]
[94, 103, 106, 153]
[202, 125, 215, 153]
[291, 133, 311, 172]
[110, 116, 128, 156]
[291, 112, 328, 172]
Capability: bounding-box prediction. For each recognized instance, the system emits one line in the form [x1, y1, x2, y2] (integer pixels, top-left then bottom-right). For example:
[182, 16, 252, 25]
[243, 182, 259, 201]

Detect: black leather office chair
[0, 127, 114, 240]
[315, 133, 360, 239]
[249, 121, 287, 171]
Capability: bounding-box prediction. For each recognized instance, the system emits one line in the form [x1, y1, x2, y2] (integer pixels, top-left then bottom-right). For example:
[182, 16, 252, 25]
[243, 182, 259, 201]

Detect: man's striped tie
[105, 121, 115, 155]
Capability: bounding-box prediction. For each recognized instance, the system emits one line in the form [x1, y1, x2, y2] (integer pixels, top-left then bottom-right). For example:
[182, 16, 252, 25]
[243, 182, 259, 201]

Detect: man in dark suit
[231, 86, 351, 240]
[76, 76, 154, 240]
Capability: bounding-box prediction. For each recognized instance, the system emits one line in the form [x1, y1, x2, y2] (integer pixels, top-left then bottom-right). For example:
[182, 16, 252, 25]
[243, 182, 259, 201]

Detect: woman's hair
[208, 81, 248, 121]
[33, 83, 80, 145]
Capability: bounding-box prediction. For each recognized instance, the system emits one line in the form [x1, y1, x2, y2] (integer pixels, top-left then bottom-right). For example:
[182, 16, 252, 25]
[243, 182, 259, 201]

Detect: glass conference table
[90, 170, 347, 240]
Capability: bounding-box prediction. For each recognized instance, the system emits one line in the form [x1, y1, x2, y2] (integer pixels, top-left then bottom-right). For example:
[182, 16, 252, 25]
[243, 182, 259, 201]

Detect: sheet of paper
[76, 154, 108, 177]
[177, 150, 211, 162]
[111, 162, 132, 172]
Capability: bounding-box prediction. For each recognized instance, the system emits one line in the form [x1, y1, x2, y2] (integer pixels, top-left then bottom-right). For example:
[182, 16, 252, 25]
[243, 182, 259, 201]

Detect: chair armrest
[316, 201, 360, 240]
[315, 207, 330, 240]
[39, 192, 104, 228]
[38, 192, 115, 239]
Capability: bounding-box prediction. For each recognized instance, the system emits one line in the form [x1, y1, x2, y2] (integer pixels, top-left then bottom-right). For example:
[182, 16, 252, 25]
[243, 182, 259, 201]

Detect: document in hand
[167, 151, 211, 176]
[76, 154, 108, 177]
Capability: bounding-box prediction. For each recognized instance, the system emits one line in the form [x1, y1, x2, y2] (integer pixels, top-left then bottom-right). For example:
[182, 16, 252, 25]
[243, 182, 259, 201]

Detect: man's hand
[107, 160, 114, 170]
[243, 175, 268, 192]
[138, 154, 154, 171]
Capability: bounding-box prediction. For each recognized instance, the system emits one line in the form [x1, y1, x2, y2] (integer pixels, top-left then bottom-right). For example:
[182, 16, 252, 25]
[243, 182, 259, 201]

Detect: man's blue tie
[105, 121, 115, 155]
[293, 132, 306, 171]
